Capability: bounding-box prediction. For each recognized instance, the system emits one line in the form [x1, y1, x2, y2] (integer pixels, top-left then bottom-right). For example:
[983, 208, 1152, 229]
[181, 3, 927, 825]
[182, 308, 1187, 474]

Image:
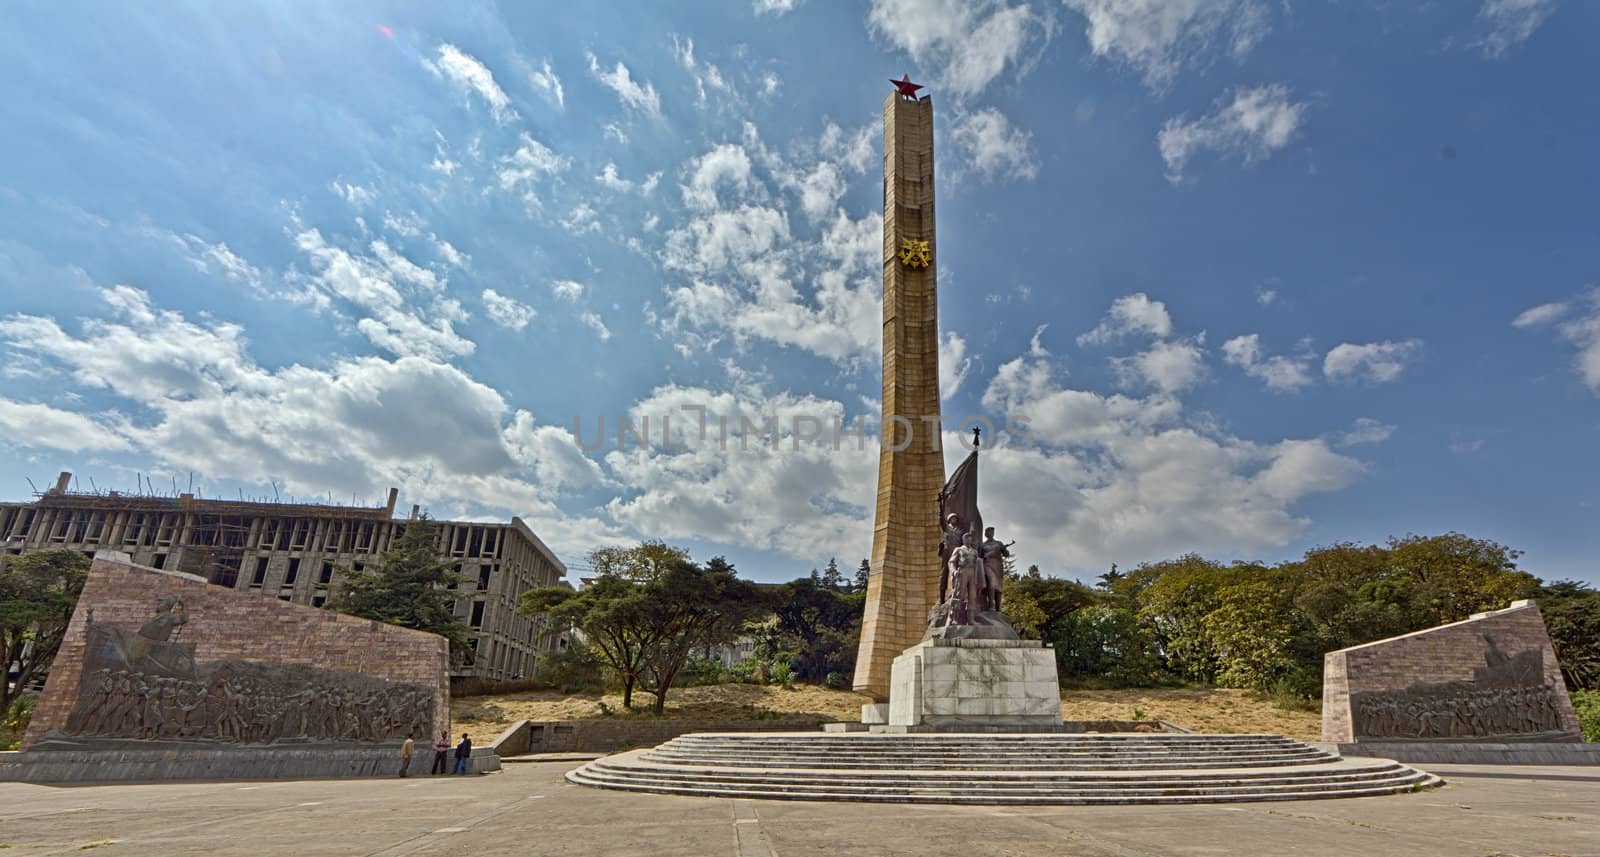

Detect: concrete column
[853, 90, 944, 701]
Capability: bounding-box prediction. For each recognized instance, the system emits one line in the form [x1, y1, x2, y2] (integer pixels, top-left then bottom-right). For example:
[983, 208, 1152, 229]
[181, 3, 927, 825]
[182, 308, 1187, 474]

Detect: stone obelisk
[853, 79, 943, 701]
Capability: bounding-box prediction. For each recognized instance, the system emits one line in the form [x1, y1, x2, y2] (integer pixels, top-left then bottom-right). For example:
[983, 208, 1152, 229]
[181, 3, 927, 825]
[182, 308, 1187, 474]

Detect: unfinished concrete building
[0, 472, 566, 681]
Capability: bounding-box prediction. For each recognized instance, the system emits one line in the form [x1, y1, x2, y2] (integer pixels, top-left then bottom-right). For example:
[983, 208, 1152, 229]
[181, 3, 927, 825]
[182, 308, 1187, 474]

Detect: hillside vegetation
[450, 683, 1324, 742]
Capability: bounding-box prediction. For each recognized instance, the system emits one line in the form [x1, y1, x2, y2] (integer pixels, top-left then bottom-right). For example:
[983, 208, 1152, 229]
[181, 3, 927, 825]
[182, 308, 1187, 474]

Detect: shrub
[1, 695, 35, 750]
[728, 656, 769, 685]
[681, 654, 731, 687]
[823, 671, 848, 690]
[533, 640, 606, 693]
[1572, 690, 1600, 742]
[1270, 668, 1322, 712]
[770, 661, 795, 689]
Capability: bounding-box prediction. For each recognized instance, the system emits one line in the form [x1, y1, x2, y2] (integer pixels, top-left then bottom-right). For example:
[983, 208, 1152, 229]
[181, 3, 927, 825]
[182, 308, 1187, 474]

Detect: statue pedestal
[887, 638, 1061, 727]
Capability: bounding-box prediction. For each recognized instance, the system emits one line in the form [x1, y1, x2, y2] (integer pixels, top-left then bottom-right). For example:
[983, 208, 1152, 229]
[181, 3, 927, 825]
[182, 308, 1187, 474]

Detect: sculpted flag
[939, 448, 982, 543]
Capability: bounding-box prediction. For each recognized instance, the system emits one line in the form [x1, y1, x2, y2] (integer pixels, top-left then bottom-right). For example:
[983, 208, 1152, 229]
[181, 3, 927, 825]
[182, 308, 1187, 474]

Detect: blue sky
[1, 0, 1596, 586]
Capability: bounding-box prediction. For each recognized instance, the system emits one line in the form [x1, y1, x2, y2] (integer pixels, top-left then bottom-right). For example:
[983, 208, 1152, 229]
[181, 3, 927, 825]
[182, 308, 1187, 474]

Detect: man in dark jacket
[452, 733, 473, 775]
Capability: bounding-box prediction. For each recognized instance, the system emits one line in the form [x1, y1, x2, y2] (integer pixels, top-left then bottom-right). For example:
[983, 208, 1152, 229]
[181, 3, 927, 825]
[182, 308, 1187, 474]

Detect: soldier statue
[978, 527, 1013, 613]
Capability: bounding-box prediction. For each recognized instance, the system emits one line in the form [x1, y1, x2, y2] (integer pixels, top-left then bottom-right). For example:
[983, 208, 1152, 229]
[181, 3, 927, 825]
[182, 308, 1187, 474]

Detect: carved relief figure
[59, 604, 435, 746]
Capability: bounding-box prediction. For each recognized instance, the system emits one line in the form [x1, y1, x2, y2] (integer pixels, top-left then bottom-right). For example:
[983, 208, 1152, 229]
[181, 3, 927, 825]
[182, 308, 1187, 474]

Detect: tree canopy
[520, 544, 767, 712]
[327, 518, 470, 659]
[1, 549, 89, 708]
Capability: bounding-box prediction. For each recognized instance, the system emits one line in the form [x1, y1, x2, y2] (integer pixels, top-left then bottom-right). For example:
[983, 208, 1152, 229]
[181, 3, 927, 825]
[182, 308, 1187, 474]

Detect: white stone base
[887, 638, 1062, 727]
[860, 703, 890, 725]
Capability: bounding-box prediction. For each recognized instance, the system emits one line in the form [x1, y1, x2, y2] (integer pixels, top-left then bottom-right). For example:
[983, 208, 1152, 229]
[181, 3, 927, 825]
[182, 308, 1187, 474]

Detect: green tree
[1385, 533, 1539, 626]
[587, 540, 692, 582]
[1540, 581, 1600, 691]
[636, 556, 767, 713]
[0, 550, 89, 709]
[771, 575, 863, 683]
[521, 546, 767, 713]
[523, 573, 654, 708]
[1000, 587, 1047, 639]
[327, 518, 469, 659]
[1129, 555, 1241, 683]
[854, 559, 870, 593]
[1051, 605, 1162, 685]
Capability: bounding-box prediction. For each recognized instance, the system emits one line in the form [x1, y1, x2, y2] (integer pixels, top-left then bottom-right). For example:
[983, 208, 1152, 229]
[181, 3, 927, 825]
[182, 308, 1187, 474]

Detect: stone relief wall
[25, 553, 449, 749]
[1322, 601, 1581, 743]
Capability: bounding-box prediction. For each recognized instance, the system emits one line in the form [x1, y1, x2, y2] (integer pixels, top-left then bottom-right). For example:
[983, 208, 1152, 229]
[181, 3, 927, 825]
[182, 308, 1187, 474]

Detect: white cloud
[761, 72, 782, 98]
[433, 237, 469, 269]
[682, 143, 756, 212]
[175, 235, 261, 288]
[1323, 339, 1423, 383]
[819, 122, 875, 173]
[1112, 338, 1207, 393]
[1473, 0, 1557, 59]
[1256, 287, 1278, 306]
[1512, 300, 1569, 328]
[663, 208, 881, 363]
[1516, 287, 1600, 392]
[382, 210, 425, 239]
[481, 289, 535, 331]
[293, 229, 474, 360]
[1338, 417, 1396, 447]
[585, 52, 661, 115]
[0, 291, 620, 557]
[940, 331, 973, 399]
[528, 58, 565, 108]
[1221, 333, 1313, 392]
[580, 311, 613, 341]
[600, 381, 877, 560]
[551, 280, 586, 302]
[1078, 292, 1173, 345]
[497, 132, 570, 206]
[596, 162, 634, 192]
[792, 162, 845, 222]
[867, 0, 1043, 99]
[0, 397, 131, 452]
[603, 123, 629, 145]
[329, 181, 376, 208]
[672, 35, 734, 109]
[561, 203, 601, 235]
[424, 44, 518, 124]
[370, 239, 441, 291]
[1062, 0, 1270, 89]
[0, 284, 255, 400]
[952, 108, 1039, 181]
[1158, 84, 1306, 181]
[754, 0, 800, 15]
[978, 337, 1366, 569]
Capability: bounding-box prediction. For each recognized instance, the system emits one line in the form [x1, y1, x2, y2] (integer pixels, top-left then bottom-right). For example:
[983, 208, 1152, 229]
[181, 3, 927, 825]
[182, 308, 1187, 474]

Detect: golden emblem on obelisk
[898, 238, 931, 269]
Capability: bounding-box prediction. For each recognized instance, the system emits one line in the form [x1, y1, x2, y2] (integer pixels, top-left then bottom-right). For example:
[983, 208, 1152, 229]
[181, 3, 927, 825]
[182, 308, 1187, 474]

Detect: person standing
[431, 730, 450, 775]
[452, 732, 473, 775]
[399, 733, 415, 777]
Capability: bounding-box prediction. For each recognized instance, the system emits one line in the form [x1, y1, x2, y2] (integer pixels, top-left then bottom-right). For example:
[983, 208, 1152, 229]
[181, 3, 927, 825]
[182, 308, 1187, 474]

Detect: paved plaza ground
[0, 760, 1595, 857]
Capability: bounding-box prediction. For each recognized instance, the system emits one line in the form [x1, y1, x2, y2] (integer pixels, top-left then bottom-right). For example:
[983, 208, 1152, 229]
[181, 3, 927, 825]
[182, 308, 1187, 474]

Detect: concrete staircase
[566, 732, 1441, 804]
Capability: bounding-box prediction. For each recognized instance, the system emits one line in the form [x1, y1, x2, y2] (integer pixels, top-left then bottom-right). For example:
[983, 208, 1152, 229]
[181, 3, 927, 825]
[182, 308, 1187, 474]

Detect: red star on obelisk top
[890, 74, 923, 99]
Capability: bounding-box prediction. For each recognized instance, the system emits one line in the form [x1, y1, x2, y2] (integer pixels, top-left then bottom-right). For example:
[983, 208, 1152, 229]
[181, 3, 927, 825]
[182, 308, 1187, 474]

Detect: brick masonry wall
[522, 719, 832, 754]
[24, 551, 450, 749]
[1321, 602, 1580, 742]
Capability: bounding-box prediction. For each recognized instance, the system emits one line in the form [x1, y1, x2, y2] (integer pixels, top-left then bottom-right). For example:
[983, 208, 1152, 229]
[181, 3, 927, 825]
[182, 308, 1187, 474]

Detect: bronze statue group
[937, 514, 1013, 626]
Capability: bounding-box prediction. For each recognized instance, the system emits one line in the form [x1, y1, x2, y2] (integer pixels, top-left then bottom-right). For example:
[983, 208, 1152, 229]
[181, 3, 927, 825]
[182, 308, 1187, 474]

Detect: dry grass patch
[451, 684, 1321, 742]
[451, 682, 873, 739]
[1060, 688, 1321, 741]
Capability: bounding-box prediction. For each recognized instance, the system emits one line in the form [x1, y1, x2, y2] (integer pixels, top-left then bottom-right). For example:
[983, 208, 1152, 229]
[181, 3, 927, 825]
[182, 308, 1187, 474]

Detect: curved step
[566, 732, 1442, 805]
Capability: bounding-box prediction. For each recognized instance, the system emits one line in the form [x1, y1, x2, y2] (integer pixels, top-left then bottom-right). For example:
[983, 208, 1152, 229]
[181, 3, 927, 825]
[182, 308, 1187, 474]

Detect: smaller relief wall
[1321, 601, 1580, 743]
